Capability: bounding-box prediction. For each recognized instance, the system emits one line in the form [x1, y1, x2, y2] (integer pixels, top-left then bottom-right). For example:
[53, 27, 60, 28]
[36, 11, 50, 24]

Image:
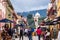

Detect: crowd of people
[0, 24, 50, 40]
[0, 24, 14, 40]
[19, 26, 51, 40]
[0, 24, 60, 40]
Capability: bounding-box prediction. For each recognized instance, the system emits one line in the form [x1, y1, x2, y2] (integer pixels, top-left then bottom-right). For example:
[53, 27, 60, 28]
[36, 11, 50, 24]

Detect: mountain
[17, 9, 47, 17]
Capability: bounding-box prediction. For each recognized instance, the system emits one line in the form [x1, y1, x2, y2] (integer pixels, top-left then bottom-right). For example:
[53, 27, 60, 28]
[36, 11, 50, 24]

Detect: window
[8, 14, 11, 16]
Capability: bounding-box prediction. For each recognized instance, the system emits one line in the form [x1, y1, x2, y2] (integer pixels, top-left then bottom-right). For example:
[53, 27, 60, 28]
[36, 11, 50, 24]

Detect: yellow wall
[57, 0, 60, 17]
[57, 0, 60, 30]
[5, 6, 13, 28]
[6, 7, 13, 20]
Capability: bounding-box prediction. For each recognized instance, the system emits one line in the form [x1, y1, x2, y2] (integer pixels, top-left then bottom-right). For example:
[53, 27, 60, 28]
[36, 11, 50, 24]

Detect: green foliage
[27, 14, 33, 19]
[28, 18, 36, 28]
[39, 17, 46, 20]
[27, 14, 46, 28]
[28, 18, 34, 25]
[27, 14, 34, 26]
[38, 17, 46, 23]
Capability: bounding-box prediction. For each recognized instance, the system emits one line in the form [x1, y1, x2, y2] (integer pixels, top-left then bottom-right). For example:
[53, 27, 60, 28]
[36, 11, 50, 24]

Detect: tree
[27, 14, 33, 19]
[27, 14, 34, 26]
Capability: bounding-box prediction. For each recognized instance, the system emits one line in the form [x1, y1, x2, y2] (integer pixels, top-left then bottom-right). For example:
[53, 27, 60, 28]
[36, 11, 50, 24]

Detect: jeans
[38, 35, 40, 40]
[19, 35, 23, 40]
[28, 35, 32, 40]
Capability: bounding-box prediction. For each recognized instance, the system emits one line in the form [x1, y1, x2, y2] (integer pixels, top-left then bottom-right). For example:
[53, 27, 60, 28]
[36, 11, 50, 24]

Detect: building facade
[0, 0, 6, 27]
[0, 0, 18, 28]
[57, 0, 60, 29]
[46, 0, 60, 38]
[57, 0, 60, 17]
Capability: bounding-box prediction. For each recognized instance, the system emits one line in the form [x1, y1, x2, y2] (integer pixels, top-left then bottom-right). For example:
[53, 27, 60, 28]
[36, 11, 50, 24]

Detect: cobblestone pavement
[13, 36, 58, 40]
[14, 36, 43, 40]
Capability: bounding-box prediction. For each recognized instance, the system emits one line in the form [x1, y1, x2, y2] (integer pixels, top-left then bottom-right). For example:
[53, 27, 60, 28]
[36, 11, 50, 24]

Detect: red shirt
[36, 29, 42, 35]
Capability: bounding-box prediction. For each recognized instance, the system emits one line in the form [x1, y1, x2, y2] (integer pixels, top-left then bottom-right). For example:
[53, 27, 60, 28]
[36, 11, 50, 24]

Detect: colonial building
[45, 0, 60, 38]
[57, 0, 60, 17]
[56, 0, 60, 29]
[0, 0, 6, 27]
[6, 0, 20, 28]
[0, 0, 18, 28]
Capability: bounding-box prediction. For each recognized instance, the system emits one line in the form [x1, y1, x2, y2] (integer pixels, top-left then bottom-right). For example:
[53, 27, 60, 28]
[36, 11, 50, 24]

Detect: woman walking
[36, 27, 42, 40]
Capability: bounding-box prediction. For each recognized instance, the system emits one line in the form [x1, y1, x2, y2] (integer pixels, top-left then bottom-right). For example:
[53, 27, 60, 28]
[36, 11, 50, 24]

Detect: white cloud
[10, 0, 50, 12]
[27, 6, 48, 11]
[14, 5, 48, 12]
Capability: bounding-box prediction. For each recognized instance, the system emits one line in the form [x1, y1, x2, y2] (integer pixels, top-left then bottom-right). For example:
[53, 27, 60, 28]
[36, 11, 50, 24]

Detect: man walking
[28, 27, 33, 40]
[19, 27, 24, 40]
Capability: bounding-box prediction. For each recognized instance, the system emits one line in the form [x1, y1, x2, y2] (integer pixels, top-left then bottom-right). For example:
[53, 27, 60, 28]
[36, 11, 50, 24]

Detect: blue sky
[10, 0, 50, 12]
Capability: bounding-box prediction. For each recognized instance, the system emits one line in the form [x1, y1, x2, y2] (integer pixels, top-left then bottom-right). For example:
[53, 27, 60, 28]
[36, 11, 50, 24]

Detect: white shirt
[45, 32, 50, 36]
[24, 29, 28, 33]
[15, 29, 17, 33]
[58, 31, 60, 40]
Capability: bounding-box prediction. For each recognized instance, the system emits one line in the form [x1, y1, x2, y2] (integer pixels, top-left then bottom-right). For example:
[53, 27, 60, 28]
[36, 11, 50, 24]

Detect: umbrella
[52, 18, 60, 24]
[45, 21, 57, 25]
[45, 21, 52, 25]
[0, 18, 15, 28]
[50, 21, 58, 25]
[0, 18, 14, 23]
[56, 17, 60, 21]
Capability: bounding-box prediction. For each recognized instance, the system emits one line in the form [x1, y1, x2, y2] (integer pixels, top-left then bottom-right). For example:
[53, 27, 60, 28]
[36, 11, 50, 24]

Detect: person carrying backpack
[28, 27, 33, 40]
